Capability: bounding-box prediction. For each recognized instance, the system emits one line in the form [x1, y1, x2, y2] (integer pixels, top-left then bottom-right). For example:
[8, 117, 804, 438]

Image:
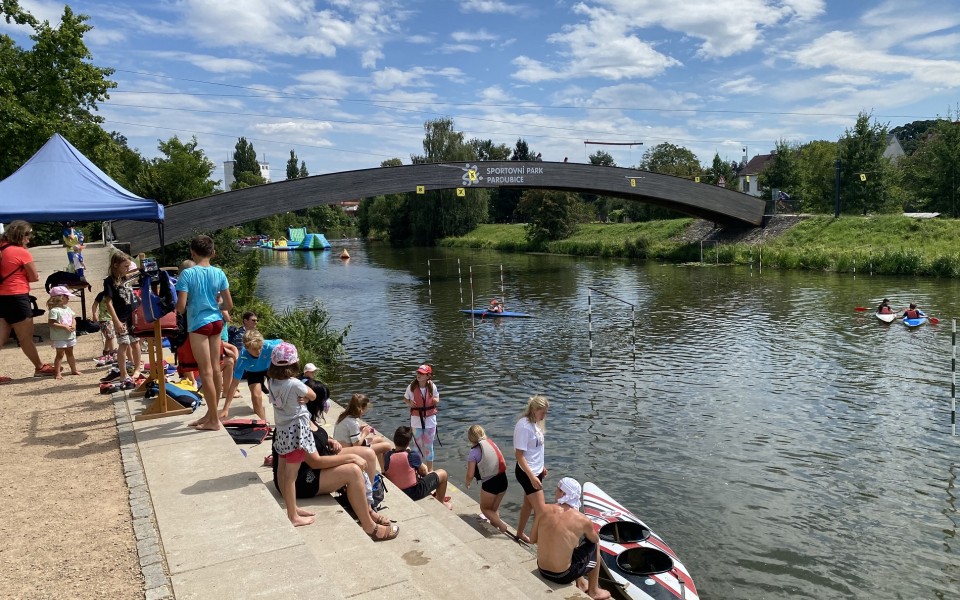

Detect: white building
[223, 159, 271, 190]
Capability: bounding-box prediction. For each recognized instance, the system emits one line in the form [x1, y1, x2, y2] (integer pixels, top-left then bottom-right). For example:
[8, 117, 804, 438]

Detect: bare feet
[443, 501, 453, 510]
[291, 515, 315, 527]
[191, 422, 221, 431]
[517, 532, 531, 543]
[296, 508, 316, 517]
[70, 371, 81, 375]
[587, 588, 611, 600]
[218, 410, 230, 421]
[55, 375, 63, 380]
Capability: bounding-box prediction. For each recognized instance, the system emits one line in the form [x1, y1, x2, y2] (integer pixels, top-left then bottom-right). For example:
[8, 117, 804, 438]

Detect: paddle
[855, 307, 870, 312]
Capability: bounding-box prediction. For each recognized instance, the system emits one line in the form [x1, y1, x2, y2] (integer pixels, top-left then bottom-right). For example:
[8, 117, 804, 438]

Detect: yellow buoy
[339, 249, 350, 260]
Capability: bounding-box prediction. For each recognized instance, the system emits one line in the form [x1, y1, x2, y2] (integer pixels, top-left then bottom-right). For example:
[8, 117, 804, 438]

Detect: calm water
[256, 242, 960, 599]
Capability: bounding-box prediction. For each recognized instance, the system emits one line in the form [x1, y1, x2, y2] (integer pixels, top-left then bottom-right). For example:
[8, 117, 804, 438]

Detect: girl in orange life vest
[465, 424, 510, 535]
[514, 394, 549, 543]
[403, 364, 440, 470]
[333, 393, 393, 474]
[383, 426, 452, 509]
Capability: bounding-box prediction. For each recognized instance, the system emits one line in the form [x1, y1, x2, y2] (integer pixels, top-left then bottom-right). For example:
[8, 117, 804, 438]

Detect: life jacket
[409, 383, 438, 423]
[904, 309, 921, 319]
[474, 438, 506, 481]
[383, 450, 418, 490]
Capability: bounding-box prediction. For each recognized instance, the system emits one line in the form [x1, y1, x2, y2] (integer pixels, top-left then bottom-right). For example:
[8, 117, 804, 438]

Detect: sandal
[366, 523, 399, 542]
[34, 364, 55, 377]
[370, 512, 392, 526]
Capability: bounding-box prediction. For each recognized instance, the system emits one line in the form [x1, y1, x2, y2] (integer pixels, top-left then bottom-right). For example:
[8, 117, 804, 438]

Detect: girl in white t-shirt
[403, 364, 440, 470]
[513, 394, 549, 543]
[334, 393, 392, 472]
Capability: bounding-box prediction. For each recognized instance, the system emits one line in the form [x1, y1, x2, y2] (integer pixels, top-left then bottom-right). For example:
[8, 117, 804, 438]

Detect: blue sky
[5, 0, 960, 185]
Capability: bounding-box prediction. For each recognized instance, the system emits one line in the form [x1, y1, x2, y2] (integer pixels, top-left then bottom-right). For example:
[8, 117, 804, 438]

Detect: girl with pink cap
[403, 363, 440, 470]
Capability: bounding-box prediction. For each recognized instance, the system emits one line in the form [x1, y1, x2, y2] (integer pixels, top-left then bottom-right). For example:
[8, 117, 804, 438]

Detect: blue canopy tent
[0, 132, 164, 237]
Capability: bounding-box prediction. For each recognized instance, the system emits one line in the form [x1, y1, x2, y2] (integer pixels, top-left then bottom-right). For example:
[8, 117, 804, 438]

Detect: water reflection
[256, 241, 959, 599]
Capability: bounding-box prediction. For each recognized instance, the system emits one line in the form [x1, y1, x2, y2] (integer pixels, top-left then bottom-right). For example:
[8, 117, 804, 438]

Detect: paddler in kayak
[877, 298, 895, 314]
[902, 303, 925, 319]
[530, 477, 611, 600]
[488, 298, 504, 313]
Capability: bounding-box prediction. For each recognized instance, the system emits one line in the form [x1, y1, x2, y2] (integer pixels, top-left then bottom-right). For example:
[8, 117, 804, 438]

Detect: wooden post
[137, 319, 191, 421]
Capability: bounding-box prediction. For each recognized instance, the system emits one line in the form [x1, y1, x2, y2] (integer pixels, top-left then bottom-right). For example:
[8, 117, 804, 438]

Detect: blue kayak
[903, 315, 928, 328]
[460, 309, 533, 318]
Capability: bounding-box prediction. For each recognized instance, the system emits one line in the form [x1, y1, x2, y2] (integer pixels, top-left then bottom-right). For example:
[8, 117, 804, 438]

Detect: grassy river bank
[439, 215, 960, 278]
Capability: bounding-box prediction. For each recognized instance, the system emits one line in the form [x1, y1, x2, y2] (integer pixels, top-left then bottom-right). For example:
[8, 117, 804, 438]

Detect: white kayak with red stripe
[582, 482, 699, 600]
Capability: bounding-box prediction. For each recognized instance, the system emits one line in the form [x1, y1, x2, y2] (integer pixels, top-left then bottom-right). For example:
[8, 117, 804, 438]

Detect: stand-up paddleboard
[903, 315, 928, 328]
[459, 309, 533, 318]
[582, 482, 698, 600]
[875, 312, 897, 324]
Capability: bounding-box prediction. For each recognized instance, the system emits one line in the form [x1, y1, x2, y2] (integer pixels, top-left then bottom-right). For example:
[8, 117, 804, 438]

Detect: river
[255, 241, 959, 599]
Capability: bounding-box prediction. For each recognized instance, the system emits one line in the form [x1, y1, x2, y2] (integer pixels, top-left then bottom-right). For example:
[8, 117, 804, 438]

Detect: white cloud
[904, 33, 960, 55]
[461, 1, 527, 16]
[147, 51, 267, 75]
[451, 29, 498, 43]
[717, 77, 762, 95]
[440, 44, 481, 54]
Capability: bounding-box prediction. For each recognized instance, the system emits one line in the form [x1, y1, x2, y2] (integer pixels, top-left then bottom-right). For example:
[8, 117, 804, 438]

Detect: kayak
[459, 309, 533, 318]
[875, 312, 897, 324]
[903, 315, 928, 328]
[583, 482, 699, 600]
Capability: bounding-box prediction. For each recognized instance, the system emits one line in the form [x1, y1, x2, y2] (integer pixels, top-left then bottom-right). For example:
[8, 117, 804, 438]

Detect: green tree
[407, 118, 489, 245]
[795, 140, 838, 213]
[0, 2, 117, 179]
[510, 138, 534, 161]
[286, 150, 300, 180]
[838, 112, 894, 215]
[705, 153, 735, 188]
[638, 143, 702, 179]
[907, 116, 960, 216]
[589, 151, 615, 166]
[759, 139, 800, 198]
[469, 138, 511, 161]
[136, 136, 218, 205]
[298, 161, 309, 178]
[518, 189, 581, 247]
[232, 137, 264, 189]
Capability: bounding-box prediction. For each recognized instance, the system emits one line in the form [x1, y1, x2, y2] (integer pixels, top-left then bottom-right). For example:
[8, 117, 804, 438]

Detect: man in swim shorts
[531, 477, 611, 600]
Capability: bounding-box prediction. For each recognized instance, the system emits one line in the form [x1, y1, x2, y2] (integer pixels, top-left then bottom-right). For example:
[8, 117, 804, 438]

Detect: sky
[4, 0, 960, 185]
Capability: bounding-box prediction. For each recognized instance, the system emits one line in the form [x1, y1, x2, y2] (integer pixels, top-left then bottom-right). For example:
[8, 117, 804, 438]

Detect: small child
[91, 291, 117, 366]
[103, 252, 142, 388]
[333, 393, 393, 473]
[175, 235, 232, 431]
[383, 426, 452, 509]
[268, 341, 318, 527]
[47, 286, 80, 379]
[302, 362, 318, 381]
[465, 425, 510, 535]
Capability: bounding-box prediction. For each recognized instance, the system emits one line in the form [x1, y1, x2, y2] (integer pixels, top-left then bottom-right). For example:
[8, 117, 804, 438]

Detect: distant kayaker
[877, 299, 894, 314]
[903, 303, 925, 319]
[488, 298, 504, 313]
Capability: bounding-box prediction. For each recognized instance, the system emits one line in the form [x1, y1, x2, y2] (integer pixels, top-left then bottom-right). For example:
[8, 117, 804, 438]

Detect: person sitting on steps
[383, 426, 452, 509]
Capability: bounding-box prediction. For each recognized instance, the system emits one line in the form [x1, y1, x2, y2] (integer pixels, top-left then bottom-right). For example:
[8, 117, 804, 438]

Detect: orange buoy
[339, 249, 350, 260]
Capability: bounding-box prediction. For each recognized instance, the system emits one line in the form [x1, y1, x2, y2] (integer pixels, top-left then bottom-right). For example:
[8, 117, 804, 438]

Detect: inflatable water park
[256, 227, 332, 251]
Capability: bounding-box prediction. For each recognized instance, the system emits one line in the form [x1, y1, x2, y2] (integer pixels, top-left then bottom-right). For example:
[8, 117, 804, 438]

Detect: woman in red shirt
[0, 221, 54, 383]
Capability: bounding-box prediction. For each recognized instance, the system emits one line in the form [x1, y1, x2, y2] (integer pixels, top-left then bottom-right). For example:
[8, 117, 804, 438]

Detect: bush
[261, 300, 350, 383]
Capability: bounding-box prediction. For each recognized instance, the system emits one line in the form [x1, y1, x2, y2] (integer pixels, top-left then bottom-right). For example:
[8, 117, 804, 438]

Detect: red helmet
[490, 299, 498, 305]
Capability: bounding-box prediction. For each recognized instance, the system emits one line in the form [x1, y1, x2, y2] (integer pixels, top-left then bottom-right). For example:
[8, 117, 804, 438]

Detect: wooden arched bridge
[112, 161, 766, 254]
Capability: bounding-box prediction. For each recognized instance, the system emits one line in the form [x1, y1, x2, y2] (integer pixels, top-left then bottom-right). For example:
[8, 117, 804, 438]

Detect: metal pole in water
[500, 264, 505, 307]
[631, 304, 636, 371]
[427, 259, 432, 305]
[588, 290, 593, 365]
[949, 318, 957, 433]
[458, 258, 463, 305]
[469, 267, 475, 334]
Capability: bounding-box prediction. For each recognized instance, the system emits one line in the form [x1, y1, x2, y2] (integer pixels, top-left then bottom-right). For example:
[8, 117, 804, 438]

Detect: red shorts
[281, 448, 306, 463]
[192, 320, 224, 336]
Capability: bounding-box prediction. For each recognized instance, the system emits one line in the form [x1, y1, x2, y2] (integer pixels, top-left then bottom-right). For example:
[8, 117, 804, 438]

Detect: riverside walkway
[3, 241, 589, 599]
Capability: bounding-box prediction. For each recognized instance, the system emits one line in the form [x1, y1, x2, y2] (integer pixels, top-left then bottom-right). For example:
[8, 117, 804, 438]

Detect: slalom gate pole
[458, 259, 463, 305]
[469, 267, 475, 329]
[953, 319, 957, 436]
[500, 264, 505, 307]
[631, 305, 636, 370]
[588, 289, 593, 365]
[427, 259, 432, 305]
